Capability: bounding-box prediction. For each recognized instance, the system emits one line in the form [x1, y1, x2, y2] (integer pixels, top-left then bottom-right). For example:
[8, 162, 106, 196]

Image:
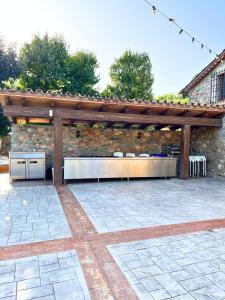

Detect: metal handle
[30, 161, 37, 164]
[17, 161, 25, 164]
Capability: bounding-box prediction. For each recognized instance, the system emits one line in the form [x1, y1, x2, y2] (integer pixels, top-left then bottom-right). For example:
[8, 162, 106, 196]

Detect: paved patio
[1, 178, 225, 299]
[0, 250, 91, 300]
[70, 178, 225, 233]
[109, 228, 225, 299]
[0, 185, 71, 247]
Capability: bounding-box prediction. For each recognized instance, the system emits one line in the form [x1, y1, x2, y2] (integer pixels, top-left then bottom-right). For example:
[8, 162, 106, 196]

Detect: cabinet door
[10, 159, 26, 179]
[27, 159, 44, 179]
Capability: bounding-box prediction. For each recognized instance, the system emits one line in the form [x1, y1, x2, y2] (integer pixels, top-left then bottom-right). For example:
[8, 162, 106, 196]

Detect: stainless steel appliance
[9, 152, 45, 180]
[64, 157, 177, 180]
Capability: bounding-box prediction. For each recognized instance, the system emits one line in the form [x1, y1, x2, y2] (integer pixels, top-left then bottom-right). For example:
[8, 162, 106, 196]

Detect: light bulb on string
[152, 5, 157, 15]
[143, 0, 219, 62]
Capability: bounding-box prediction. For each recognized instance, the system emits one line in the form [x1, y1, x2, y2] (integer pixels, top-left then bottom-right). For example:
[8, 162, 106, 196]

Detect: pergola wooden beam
[180, 125, 191, 179]
[53, 117, 62, 186]
[3, 105, 222, 127]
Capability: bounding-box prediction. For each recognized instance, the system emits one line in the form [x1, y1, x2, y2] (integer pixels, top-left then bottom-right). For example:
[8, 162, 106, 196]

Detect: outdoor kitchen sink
[9, 152, 46, 180]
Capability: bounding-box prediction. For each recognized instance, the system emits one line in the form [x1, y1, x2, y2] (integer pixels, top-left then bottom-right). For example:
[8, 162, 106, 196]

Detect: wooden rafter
[169, 125, 181, 131]
[154, 125, 168, 131]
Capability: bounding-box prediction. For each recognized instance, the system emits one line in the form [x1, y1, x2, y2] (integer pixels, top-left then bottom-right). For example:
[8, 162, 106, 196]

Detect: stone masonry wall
[187, 60, 225, 104]
[191, 124, 225, 177]
[11, 124, 181, 170]
[0, 136, 11, 156]
[187, 61, 225, 177]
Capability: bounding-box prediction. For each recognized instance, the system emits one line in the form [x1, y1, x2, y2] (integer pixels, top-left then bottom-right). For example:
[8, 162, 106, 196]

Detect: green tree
[0, 106, 11, 137]
[64, 51, 99, 95]
[19, 33, 69, 92]
[102, 50, 154, 100]
[156, 93, 189, 104]
[0, 38, 21, 87]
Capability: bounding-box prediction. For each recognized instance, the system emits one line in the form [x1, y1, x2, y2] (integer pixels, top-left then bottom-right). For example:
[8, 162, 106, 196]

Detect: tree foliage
[64, 51, 99, 95]
[102, 50, 154, 100]
[156, 93, 189, 104]
[19, 34, 69, 92]
[0, 38, 21, 87]
[0, 106, 11, 137]
[10, 34, 100, 95]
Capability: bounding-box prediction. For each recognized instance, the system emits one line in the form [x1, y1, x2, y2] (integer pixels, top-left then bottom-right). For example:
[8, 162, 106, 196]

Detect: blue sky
[1, 0, 224, 96]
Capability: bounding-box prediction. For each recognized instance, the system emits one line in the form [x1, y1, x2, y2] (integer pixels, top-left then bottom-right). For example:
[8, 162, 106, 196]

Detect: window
[211, 70, 225, 103]
[218, 73, 225, 101]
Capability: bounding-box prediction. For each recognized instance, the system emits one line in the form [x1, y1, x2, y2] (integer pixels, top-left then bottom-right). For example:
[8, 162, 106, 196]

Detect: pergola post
[180, 124, 191, 180]
[53, 117, 63, 186]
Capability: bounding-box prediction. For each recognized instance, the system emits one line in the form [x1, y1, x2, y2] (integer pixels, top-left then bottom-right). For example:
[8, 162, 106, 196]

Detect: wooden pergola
[1, 89, 225, 185]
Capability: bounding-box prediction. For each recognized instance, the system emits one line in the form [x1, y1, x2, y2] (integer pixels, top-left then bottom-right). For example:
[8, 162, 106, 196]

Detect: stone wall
[191, 124, 225, 177]
[187, 60, 225, 103]
[11, 124, 181, 169]
[186, 61, 225, 177]
[0, 136, 11, 156]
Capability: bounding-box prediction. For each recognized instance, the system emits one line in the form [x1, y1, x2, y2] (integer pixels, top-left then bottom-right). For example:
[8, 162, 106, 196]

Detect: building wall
[187, 60, 225, 104]
[191, 124, 225, 176]
[11, 124, 181, 170]
[187, 61, 225, 177]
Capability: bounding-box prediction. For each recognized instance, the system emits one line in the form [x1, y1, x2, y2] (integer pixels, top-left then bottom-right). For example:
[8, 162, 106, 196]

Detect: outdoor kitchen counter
[64, 157, 177, 180]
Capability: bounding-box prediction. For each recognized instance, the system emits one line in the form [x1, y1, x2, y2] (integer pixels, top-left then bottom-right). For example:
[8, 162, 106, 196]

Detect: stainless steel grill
[9, 152, 45, 180]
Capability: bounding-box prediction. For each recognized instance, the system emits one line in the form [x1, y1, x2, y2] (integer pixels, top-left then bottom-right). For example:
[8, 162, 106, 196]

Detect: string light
[143, 0, 222, 63]
[152, 5, 157, 15]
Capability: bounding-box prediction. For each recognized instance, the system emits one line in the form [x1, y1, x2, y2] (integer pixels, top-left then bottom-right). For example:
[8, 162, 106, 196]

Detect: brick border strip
[93, 218, 225, 245]
[57, 185, 97, 237]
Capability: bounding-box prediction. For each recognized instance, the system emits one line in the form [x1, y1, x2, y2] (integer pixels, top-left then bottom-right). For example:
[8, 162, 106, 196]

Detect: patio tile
[17, 284, 54, 300]
[0, 272, 14, 284]
[0, 250, 90, 300]
[108, 228, 225, 299]
[70, 178, 225, 233]
[17, 277, 41, 291]
[54, 279, 84, 300]
[0, 186, 71, 247]
[191, 285, 225, 299]
[150, 288, 171, 300]
[0, 282, 16, 298]
[15, 261, 39, 281]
